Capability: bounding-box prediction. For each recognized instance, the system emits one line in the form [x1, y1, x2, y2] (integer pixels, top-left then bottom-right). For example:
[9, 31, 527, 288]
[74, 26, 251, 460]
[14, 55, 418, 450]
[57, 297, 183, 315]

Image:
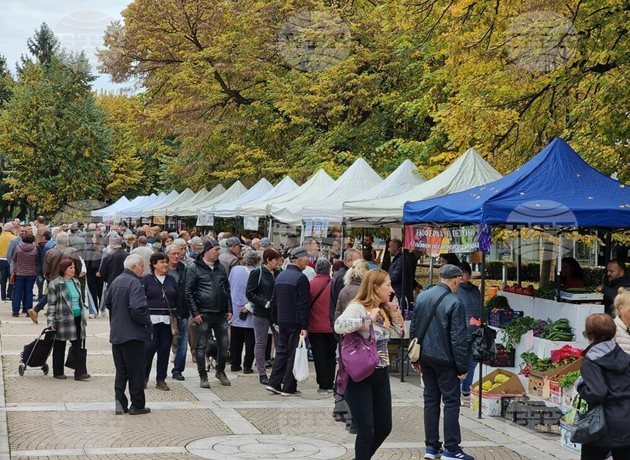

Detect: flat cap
[225, 237, 241, 247]
[289, 246, 308, 260]
[260, 237, 272, 247]
[440, 264, 463, 279]
[190, 236, 203, 247]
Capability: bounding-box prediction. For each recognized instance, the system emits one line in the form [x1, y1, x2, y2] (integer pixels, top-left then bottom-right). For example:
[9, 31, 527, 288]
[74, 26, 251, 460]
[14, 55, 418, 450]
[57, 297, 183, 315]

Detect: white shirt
[150, 274, 171, 325]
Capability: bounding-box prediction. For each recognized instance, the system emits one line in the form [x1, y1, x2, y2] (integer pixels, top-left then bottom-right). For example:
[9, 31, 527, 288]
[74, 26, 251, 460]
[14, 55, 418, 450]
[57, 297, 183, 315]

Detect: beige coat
[614, 316, 630, 355]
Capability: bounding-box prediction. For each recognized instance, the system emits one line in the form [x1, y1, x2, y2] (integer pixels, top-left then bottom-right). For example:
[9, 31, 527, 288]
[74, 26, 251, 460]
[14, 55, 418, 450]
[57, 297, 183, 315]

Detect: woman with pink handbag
[334, 269, 404, 460]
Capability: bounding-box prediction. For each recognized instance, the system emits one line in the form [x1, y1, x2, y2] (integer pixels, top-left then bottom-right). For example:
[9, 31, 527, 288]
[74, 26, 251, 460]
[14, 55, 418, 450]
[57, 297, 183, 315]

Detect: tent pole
[428, 256, 434, 286]
[556, 235, 563, 302]
[340, 223, 345, 258]
[400, 224, 406, 383]
[478, 251, 486, 419]
[267, 217, 273, 240]
[517, 228, 522, 285]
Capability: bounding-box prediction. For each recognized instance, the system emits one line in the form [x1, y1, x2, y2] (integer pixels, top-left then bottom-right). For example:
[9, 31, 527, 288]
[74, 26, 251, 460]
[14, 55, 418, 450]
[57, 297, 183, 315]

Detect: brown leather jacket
[43, 246, 82, 280]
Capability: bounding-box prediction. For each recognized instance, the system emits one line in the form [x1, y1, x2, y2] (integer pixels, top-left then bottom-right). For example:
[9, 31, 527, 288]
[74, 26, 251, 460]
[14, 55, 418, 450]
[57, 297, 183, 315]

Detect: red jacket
[308, 274, 333, 333]
[13, 242, 39, 277]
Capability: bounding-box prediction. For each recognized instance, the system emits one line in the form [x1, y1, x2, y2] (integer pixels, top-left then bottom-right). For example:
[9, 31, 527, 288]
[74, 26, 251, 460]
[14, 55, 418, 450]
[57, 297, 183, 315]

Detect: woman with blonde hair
[614, 288, 630, 354]
[335, 259, 370, 321]
[335, 269, 403, 460]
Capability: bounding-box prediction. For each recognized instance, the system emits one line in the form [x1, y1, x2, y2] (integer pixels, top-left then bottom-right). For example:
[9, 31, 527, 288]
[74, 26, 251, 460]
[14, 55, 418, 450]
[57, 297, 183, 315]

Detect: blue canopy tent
[402, 138, 630, 417]
[403, 137, 630, 229]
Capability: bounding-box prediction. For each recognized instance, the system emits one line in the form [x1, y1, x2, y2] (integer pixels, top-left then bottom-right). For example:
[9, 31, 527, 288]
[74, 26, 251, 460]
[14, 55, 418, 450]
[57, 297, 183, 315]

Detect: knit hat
[199, 239, 220, 257]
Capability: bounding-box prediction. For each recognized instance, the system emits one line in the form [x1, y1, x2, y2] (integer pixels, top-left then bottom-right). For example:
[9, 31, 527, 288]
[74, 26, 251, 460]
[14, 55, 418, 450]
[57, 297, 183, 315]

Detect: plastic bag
[471, 324, 497, 362]
[292, 336, 309, 382]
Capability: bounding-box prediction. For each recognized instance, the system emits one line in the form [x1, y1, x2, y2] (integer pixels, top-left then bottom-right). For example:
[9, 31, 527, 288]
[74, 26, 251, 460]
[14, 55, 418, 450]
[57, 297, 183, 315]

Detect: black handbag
[65, 339, 87, 370]
[570, 397, 607, 444]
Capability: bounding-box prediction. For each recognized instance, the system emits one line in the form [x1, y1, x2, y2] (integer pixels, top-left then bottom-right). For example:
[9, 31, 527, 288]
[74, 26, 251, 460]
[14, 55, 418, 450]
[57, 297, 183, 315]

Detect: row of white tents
[91, 149, 502, 227]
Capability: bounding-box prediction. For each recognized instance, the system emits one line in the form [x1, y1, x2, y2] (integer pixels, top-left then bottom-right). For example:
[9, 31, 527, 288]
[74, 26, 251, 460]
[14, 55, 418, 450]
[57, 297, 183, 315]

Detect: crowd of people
[1, 217, 629, 459]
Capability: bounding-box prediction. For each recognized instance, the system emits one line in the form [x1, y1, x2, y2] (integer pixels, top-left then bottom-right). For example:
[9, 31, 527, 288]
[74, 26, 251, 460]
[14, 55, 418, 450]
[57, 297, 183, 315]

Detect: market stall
[402, 137, 630, 450]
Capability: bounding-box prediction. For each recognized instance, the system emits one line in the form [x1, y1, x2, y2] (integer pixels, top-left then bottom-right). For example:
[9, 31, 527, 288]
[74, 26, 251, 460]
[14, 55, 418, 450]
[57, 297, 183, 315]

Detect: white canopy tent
[145, 188, 195, 218]
[196, 181, 249, 225]
[109, 195, 151, 220]
[268, 170, 336, 224]
[343, 148, 502, 227]
[298, 158, 383, 224]
[118, 192, 177, 219]
[169, 187, 223, 217]
[91, 196, 130, 219]
[239, 176, 299, 218]
[211, 179, 274, 218]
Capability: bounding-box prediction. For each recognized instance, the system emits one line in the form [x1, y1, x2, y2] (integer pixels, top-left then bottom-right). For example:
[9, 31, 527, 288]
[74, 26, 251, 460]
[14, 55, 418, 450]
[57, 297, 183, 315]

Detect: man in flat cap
[409, 264, 471, 460]
[185, 240, 233, 388]
[266, 246, 311, 396]
[219, 237, 242, 275]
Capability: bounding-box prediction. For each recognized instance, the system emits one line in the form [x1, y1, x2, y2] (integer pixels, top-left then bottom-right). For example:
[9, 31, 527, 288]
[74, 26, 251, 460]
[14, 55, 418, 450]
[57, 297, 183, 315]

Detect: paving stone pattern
[0, 300, 578, 460]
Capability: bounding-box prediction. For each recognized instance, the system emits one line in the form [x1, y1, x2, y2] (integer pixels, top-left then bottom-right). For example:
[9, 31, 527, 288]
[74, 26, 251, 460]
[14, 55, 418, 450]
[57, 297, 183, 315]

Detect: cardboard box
[549, 381, 562, 406]
[528, 358, 583, 399]
[471, 369, 526, 416]
[560, 422, 581, 453]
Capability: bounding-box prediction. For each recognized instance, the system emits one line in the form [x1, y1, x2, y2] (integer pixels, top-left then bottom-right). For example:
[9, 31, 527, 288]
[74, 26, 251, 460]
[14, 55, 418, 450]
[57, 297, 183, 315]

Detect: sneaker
[156, 381, 170, 391]
[461, 394, 471, 407]
[259, 375, 269, 385]
[280, 390, 301, 397]
[266, 385, 281, 395]
[424, 446, 444, 459]
[215, 370, 231, 386]
[27, 309, 38, 324]
[442, 449, 474, 460]
[200, 376, 209, 388]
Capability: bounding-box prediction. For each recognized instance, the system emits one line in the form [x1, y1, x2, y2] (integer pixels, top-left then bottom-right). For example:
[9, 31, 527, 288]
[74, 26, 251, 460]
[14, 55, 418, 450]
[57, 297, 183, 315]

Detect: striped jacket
[46, 277, 87, 342]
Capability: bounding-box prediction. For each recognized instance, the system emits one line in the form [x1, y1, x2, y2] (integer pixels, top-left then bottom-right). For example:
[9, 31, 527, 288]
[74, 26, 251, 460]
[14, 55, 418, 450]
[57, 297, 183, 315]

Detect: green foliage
[0, 56, 111, 214]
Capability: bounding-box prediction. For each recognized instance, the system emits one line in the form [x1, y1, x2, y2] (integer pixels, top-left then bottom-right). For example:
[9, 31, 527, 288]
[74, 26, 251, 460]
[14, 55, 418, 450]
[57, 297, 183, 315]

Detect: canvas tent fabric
[118, 192, 171, 219]
[169, 186, 226, 217]
[91, 196, 130, 218]
[197, 181, 248, 216]
[290, 158, 383, 224]
[344, 149, 501, 227]
[110, 195, 151, 219]
[238, 176, 299, 218]
[211, 179, 274, 217]
[268, 170, 336, 224]
[403, 138, 630, 228]
[145, 188, 195, 218]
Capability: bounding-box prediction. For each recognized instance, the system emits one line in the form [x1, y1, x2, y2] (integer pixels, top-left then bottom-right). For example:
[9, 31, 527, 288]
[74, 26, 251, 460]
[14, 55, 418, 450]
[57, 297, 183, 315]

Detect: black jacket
[246, 265, 279, 320]
[603, 274, 630, 315]
[577, 340, 630, 448]
[184, 258, 231, 317]
[171, 262, 188, 318]
[140, 274, 178, 317]
[388, 250, 416, 307]
[410, 283, 468, 373]
[329, 266, 348, 327]
[100, 248, 127, 284]
[104, 269, 151, 344]
[270, 264, 310, 329]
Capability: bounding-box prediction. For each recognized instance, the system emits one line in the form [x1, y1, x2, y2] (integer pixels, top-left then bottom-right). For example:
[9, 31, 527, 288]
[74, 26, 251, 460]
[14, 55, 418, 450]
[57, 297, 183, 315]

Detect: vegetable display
[502, 316, 539, 350]
[540, 318, 574, 341]
[558, 371, 581, 389]
[535, 284, 557, 300]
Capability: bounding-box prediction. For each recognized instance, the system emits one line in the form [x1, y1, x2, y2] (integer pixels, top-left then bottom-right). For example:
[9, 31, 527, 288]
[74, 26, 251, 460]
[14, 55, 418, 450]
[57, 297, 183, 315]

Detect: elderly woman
[308, 258, 335, 393]
[12, 233, 39, 317]
[246, 247, 282, 385]
[577, 313, 630, 459]
[47, 258, 90, 380]
[614, 288, 630, 354]
[228, 250, 260, 374]
[141, 253, 178, 391]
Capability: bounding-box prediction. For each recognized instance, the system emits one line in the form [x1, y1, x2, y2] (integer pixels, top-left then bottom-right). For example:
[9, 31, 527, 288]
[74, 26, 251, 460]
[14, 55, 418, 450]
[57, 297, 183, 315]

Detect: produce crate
[471, 369, 526, 416]
[488, 310, 524, 328]
[560, 422, 581, 453]
[529, 358, 583, 399]
[504, 399, 563, 433]
[483, 345, 515, 367]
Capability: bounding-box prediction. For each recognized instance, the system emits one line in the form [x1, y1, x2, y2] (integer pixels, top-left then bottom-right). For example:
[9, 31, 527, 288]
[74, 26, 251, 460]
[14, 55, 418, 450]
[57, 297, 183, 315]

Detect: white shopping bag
[292, 336, 309, 382]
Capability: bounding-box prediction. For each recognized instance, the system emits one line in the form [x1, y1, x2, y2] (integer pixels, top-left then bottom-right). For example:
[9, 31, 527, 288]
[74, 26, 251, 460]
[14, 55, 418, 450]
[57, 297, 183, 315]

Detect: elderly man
[105, 254, 152, 415]
[410, 265, 470, 460]
[251, 238, 261, 251]
[188, 236, 204, 258]
[602, 259, 630, 315]
[267, 246, 311, 397]
[185, 240, 233, 388]
[165, 244, 189, 381]
[130, 236, 153, 276]
[219, 237, 242, 275]
[100, 233, 128, 285]
[172, 238, 193, 267]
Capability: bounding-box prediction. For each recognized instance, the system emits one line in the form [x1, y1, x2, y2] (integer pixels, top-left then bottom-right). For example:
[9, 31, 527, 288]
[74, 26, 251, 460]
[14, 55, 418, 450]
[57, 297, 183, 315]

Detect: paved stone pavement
[0, 300, 578, 460]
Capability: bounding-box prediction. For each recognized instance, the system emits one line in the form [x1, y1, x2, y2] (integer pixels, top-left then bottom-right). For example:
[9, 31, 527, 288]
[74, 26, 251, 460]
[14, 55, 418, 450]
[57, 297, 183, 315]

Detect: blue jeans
[12, 275, 36, 314]
[172, 317, 189, 377]
[460, 351, 478, 395]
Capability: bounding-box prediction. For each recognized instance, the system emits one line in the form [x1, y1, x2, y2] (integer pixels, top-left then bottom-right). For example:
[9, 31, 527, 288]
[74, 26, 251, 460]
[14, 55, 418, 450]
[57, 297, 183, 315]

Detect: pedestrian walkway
[0, 300, 577, 460]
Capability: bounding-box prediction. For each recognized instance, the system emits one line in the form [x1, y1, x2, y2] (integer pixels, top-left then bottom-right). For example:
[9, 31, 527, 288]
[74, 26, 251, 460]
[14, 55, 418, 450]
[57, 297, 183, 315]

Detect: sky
[0, 0, 133, 92]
